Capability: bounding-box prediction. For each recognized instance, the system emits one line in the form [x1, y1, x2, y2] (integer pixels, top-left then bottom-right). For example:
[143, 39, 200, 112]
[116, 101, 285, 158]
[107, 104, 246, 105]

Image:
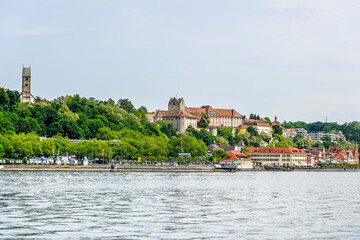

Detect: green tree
[264, 117, 272, 126]
[0, 112, 15, 134]
[117, 99, 134, 112]
[272, 125, 283, 135]
[215, 136, 229, 146]
[321, 135, 333, 149]
[158, 120, 177, 138]
[138, 106, 148, 113]
[197, 113, 210, 129]
[167, 136, 207, 158]
[0, 88, 10, 110]
[107, 98, 115, 106]
[212, 149, 228, 162]
[6, 90, 20, 107]
[247, 126, 259, 136]
[296, 137, 312, 149]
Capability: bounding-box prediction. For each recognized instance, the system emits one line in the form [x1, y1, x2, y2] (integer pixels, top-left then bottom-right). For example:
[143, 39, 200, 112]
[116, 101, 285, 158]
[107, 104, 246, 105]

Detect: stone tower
[20, 66, 35, 103]
[168, 97, 186, 111]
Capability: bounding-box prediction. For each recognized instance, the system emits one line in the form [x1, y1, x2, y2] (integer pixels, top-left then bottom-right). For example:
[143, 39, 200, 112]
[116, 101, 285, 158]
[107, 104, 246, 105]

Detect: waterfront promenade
[0, 165, 214, 172]
[1, 164, 359, 172]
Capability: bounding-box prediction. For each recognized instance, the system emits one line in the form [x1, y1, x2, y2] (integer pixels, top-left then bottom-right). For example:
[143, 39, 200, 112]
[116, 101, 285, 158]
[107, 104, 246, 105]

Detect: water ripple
[0, 171, 360, 239]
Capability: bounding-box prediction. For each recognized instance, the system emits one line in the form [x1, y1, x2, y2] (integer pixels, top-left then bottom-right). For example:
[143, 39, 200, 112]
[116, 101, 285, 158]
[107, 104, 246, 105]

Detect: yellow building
[246, 147, 308, 167]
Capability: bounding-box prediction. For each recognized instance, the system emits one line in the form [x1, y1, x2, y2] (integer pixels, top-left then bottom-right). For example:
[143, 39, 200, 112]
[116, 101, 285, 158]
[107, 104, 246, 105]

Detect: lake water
[1, 171, 360, 239]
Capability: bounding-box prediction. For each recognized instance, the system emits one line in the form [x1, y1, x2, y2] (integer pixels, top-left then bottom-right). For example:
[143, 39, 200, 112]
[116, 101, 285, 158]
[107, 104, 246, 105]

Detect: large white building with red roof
[153, 97, 243, 134]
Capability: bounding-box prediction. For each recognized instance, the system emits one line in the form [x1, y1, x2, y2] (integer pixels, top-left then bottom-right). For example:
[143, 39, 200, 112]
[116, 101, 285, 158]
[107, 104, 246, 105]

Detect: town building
[20, 66, 35, 104]
[304, 131, 346, 142]
[146, 113, 155, 123]
[284, 129, 297, 138]
[1, 88, 8, 92]
[284, 128, 346, 142]
[246, 147, 308, 167]
[224, 151, 253, 169]
[271, 116, 281, 126]
[239, 118, 271, 135]
[153, 97, 242, 134]
[328, 146, 359, 164]
[294, 128, 308, 136]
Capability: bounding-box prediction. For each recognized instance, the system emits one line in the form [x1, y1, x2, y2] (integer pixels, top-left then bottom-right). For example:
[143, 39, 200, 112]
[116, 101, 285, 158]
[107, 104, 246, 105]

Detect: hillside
[0, 89, 207, 160]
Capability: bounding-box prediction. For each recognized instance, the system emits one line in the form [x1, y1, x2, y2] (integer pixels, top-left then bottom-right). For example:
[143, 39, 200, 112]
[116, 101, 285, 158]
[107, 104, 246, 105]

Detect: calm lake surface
[1, 171, 360, 239]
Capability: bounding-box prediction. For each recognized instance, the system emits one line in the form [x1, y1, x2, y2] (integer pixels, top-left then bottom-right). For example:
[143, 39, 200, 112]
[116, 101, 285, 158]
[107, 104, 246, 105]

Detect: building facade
[224, 151, 253, 169]
[328, 146, 359, 164]
[20, 67, 35, 104]
[246, 147, 308, 167]
[239, 119, 271, 135]
[153, 97, 242, 134]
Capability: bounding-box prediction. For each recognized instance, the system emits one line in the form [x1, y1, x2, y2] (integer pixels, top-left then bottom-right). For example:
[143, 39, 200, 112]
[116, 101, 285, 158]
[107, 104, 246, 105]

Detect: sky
[1, 0, 360, 123]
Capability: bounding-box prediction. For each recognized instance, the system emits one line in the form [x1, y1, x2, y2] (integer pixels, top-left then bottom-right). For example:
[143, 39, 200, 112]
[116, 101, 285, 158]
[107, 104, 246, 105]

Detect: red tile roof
[146, 114, 154, 121]
[1, 88, 8, 92]
[242, 119, 270, 127]
[246, 147, 307, 154]
[328, 146, 358, 156]
[186, 107, 206, 120]
[272, 120, 281, 126]
[225, 151, 251, 161]
[186, 106, 242, 119]
[154, 110, 197, 119]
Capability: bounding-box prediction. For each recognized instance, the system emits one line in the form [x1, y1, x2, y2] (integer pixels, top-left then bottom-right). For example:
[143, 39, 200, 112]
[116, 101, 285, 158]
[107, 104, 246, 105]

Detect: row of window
[251, 154, 291, 157]
[253, 158, 291, 162]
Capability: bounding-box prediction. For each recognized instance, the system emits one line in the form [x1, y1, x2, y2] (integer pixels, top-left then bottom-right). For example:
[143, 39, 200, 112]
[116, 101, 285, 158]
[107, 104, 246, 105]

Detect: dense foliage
[0, 90, 207, 159]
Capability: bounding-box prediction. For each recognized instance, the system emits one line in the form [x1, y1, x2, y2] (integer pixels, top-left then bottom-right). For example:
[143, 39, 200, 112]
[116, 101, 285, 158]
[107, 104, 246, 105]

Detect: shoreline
[1, 165, 359, 172]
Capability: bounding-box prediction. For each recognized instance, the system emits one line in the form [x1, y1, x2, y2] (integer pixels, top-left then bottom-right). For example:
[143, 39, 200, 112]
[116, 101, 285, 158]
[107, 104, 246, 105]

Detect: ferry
[214, 162, 238, 171]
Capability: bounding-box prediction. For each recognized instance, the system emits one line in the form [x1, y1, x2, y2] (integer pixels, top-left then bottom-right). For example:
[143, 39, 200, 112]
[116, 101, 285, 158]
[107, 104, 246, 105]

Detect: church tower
[20, 66, 35, 103]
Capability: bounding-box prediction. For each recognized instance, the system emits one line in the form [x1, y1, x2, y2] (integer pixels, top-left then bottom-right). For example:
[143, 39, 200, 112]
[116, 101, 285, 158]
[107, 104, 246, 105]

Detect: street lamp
[141, 142, 144, 162]
[163, 142, 166, 160]
[119, 140, 123, 164]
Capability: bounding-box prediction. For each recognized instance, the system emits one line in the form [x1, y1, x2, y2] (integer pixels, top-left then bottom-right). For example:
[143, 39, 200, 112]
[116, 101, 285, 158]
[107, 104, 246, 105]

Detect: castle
[20, 66, 35, 104]
[153, 97, 243, 135]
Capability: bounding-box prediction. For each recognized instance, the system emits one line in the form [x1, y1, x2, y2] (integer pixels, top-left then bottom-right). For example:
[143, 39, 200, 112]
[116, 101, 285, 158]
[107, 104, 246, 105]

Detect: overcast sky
[1, 0, 360, 123]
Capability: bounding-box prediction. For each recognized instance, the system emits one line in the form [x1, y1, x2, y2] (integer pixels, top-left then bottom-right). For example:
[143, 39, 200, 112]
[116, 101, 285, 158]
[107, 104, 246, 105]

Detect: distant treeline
[282, 121, 360, 145]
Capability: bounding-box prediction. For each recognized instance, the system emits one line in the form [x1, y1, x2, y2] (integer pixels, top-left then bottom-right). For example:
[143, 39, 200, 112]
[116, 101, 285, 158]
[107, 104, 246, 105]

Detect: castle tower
[20, 66, 35, 103]
[168, 97, 186, 111]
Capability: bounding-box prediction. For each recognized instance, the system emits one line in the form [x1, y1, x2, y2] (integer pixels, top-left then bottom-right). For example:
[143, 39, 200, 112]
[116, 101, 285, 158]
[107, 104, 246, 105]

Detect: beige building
[239, 118, 271, 135]
[153, 97, 243, 134]
[246, 147, 308, 167]
[20, 67, 35, 104]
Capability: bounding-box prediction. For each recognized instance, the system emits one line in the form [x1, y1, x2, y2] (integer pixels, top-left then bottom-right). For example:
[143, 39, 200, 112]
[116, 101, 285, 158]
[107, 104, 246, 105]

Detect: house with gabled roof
[328, 146, 358, 164]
